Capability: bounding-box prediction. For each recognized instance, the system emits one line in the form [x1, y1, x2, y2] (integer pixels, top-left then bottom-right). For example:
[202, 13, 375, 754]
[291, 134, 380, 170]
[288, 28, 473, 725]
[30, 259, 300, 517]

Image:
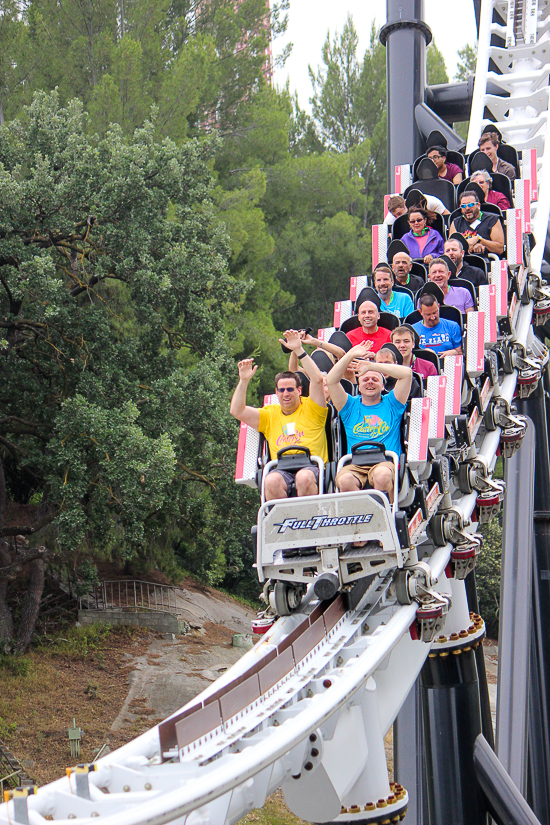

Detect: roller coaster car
[256, 442, 411, 612]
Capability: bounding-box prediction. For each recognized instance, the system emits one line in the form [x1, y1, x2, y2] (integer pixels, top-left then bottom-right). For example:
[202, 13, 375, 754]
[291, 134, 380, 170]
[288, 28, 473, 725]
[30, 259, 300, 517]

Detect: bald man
[346, 298, 392, 352]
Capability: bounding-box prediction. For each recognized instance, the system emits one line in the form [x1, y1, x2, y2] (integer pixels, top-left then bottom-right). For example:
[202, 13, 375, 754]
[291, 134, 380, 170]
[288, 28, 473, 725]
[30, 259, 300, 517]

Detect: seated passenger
[478, 132, 516, 181]
[413, 294, 463, 356]
[230, 330, 327, 501]
[376, 343, 422, 398]
[345, 295, 392, 351]
[401, 208, 445, 265]
[444, 235, 488, 287]
[427, 257, 474, 313]
[384, 192, 448, 225]
[373, 264, 415, 318]
[449, 191, 505, 257]
[426, 145, 463, 184]
[391, 324, 438, 378]
[326, 341, 412, 500]
[470, 169, 511, 211]
[390, 247, 425, 293]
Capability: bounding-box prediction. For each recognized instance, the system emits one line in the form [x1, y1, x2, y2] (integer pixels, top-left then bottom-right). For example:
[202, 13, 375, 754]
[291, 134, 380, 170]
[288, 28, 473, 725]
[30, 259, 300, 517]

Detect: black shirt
[456, 263, 488, 287]
[394, 272, 425, 294]
[452, 212, 499, 241]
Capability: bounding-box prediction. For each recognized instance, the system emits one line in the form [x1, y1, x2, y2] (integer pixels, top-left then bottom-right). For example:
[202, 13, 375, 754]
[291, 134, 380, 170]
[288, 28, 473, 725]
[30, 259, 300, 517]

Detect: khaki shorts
[335, 461, 395, 489]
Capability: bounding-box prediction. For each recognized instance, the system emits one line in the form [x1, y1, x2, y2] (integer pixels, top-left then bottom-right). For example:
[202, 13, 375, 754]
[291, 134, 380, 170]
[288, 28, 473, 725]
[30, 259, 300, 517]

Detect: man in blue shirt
[374, 265, 415, 318]
[413, 294, 462, 356]
[327, 340, 412, 500]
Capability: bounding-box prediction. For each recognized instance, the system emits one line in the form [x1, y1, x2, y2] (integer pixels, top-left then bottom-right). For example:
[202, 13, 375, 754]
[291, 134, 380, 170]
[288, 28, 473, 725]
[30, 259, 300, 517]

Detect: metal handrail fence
[81, 580, 179, 614]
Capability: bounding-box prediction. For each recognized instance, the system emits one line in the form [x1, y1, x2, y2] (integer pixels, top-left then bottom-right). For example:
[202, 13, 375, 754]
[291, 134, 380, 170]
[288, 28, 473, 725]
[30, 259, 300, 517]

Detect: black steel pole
[516, 376, 550, 822]
[474, 734, 541, 825]
[497, 419, 535, 793]
[465, 571, 495, 750]
[380, 0, 432, 190]
[393, 679, 426, 824]
[420, 648, 487, 824]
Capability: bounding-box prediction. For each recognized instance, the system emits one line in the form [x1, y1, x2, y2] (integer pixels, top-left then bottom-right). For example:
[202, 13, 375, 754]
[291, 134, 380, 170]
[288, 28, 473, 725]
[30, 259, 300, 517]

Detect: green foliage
[0, 653, 30, 677]
[455, 44, 477, 81]
[477, 518, 503, 639]
[426, 42, 449, 85]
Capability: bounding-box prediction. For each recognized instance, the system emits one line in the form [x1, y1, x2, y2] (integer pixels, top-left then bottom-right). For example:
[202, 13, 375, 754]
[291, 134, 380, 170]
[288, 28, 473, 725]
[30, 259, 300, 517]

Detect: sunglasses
[460, 202, 477, 209]
[276, 386, 297, 394]
[409, 218, 425, 224]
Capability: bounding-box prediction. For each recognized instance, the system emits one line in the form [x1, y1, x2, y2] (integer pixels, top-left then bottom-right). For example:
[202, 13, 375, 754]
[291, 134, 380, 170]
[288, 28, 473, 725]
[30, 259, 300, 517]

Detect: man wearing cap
[449, 191, 505, 257]
[345, 293, 392, 351]
[373, 265, 414, 318]
[427, 257, 474, 314]
[413, 294, 462, 356]
[389, 243, 425, 293]
[391, 325, 438, 378]
[327, 341, 412, 500]
[444, 236, 488, 287]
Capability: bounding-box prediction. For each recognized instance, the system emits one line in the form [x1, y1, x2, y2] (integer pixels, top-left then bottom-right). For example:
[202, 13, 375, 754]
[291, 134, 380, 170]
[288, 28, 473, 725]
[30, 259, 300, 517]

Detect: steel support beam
[381, 0, 431, 189]
[474, 734, 541, 825]
[465, 571, 495, 750]
[393, 679, 426, 825]
[420, 648, 487, 824]
[517, 376, 550, 822]
[496, 419, 535, 794]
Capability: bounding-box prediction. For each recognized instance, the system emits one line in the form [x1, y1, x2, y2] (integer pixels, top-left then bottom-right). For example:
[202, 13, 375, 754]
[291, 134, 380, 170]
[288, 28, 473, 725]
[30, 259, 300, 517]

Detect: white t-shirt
[384, 194, 448, 225]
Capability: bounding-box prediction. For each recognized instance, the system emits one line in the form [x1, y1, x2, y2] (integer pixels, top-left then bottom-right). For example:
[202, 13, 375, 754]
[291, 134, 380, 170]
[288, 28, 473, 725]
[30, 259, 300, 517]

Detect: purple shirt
[441, 162, 462, 182]
[444, 286, 474, 313]
[411, 355, 438, 378]
[401, 228, 445, 259]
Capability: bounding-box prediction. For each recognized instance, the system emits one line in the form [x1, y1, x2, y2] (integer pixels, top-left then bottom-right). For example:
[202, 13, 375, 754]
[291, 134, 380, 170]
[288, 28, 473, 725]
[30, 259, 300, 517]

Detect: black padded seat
[311, 349, 336, 374]
[403, 179, 456, 213]
[448, 277, 478, 310]
[392, 212, 446, 242]
[392, 283, 415, 301]
[405, 305, 463, 330]
[339, 312, 399, 336]
[329, 330, 352, 353]
[464, 254, 488, 276]
[457, 174, 513, 208]
[412, 347, 440, 373]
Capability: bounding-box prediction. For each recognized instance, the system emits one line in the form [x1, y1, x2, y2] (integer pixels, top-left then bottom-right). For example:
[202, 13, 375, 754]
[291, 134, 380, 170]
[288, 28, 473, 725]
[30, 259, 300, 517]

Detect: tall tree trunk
[15, 556, 45, 653]
[0, 456, 14, 643]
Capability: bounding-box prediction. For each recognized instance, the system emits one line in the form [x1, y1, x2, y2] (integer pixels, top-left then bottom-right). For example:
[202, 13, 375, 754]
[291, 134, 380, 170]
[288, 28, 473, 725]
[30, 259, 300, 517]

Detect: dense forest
[0, 0, 476, 649]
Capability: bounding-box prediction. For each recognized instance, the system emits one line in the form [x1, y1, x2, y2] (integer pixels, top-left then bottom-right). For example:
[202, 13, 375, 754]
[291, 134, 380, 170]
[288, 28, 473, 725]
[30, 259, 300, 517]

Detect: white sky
[273, 1, 478, 110]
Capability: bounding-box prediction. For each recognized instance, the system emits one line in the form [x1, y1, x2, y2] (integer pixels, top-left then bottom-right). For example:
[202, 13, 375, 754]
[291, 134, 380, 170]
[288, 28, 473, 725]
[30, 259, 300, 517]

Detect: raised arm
[327, 341, 373, 411]
[229, 359, 260, 429]
[280, 330, 327, 409]
[357, 360, 413, 405]
[302, 333, 345, 361]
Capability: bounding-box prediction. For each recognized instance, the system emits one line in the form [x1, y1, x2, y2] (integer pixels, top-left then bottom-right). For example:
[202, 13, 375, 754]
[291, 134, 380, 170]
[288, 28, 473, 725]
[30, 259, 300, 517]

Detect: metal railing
[81, 580, 179, 614]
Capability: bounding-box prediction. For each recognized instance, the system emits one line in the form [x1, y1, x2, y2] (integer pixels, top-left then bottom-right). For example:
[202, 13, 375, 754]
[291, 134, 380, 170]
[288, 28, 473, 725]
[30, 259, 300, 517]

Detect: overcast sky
[273, 1, 478, 110]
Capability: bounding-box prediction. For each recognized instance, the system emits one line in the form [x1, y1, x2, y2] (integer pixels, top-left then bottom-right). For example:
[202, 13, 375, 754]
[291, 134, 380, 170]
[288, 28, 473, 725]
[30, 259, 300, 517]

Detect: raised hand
[238, 358, 258, 382]
[348, 340, 373, 359]
[279, 329, 303, 351]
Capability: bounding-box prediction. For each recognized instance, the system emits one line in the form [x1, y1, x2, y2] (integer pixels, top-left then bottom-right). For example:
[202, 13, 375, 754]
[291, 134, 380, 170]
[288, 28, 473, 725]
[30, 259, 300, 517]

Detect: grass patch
[32, 623, 145, 659]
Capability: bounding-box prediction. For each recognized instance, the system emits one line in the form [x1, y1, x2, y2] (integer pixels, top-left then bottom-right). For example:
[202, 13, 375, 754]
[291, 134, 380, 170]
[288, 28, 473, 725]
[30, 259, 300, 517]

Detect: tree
[308, 15, 365, 154]
[455, 44, 477, 81]
[0, 91, 254, 650]
[426, 41, 449, 85]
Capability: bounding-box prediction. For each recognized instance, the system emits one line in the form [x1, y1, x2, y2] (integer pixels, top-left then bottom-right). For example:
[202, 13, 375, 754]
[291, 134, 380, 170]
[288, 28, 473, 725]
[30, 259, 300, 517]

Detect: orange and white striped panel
[372, 224, 388, 268]
[235, 422, 261, 487]
[514, 179, 532, 233]
[443, 355, 463, 418]
[426, 375, 447, 441]
[394, 165, 412, 194]
[317, 327, 336, 342]
[521, 148, 538, 201]
[466, 311, 486, 376]
[490, 260, 508, 317]
[263, 394, 279, 406]
[333, 300, 354, 327]
[478, 284, 497, 343]
[406, 397, 430, 467]
[350, 276, 369, 302]
[506, 208, 524, 267]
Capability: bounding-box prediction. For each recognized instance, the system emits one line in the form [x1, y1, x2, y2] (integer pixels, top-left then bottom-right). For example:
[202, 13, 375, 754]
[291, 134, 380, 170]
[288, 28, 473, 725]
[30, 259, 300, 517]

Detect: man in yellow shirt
[230, 330, 328, 500]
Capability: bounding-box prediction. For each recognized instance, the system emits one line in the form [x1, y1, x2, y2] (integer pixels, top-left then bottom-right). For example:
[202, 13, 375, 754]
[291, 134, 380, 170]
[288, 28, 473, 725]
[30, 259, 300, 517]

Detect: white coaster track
[3, 2, 550, 825]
